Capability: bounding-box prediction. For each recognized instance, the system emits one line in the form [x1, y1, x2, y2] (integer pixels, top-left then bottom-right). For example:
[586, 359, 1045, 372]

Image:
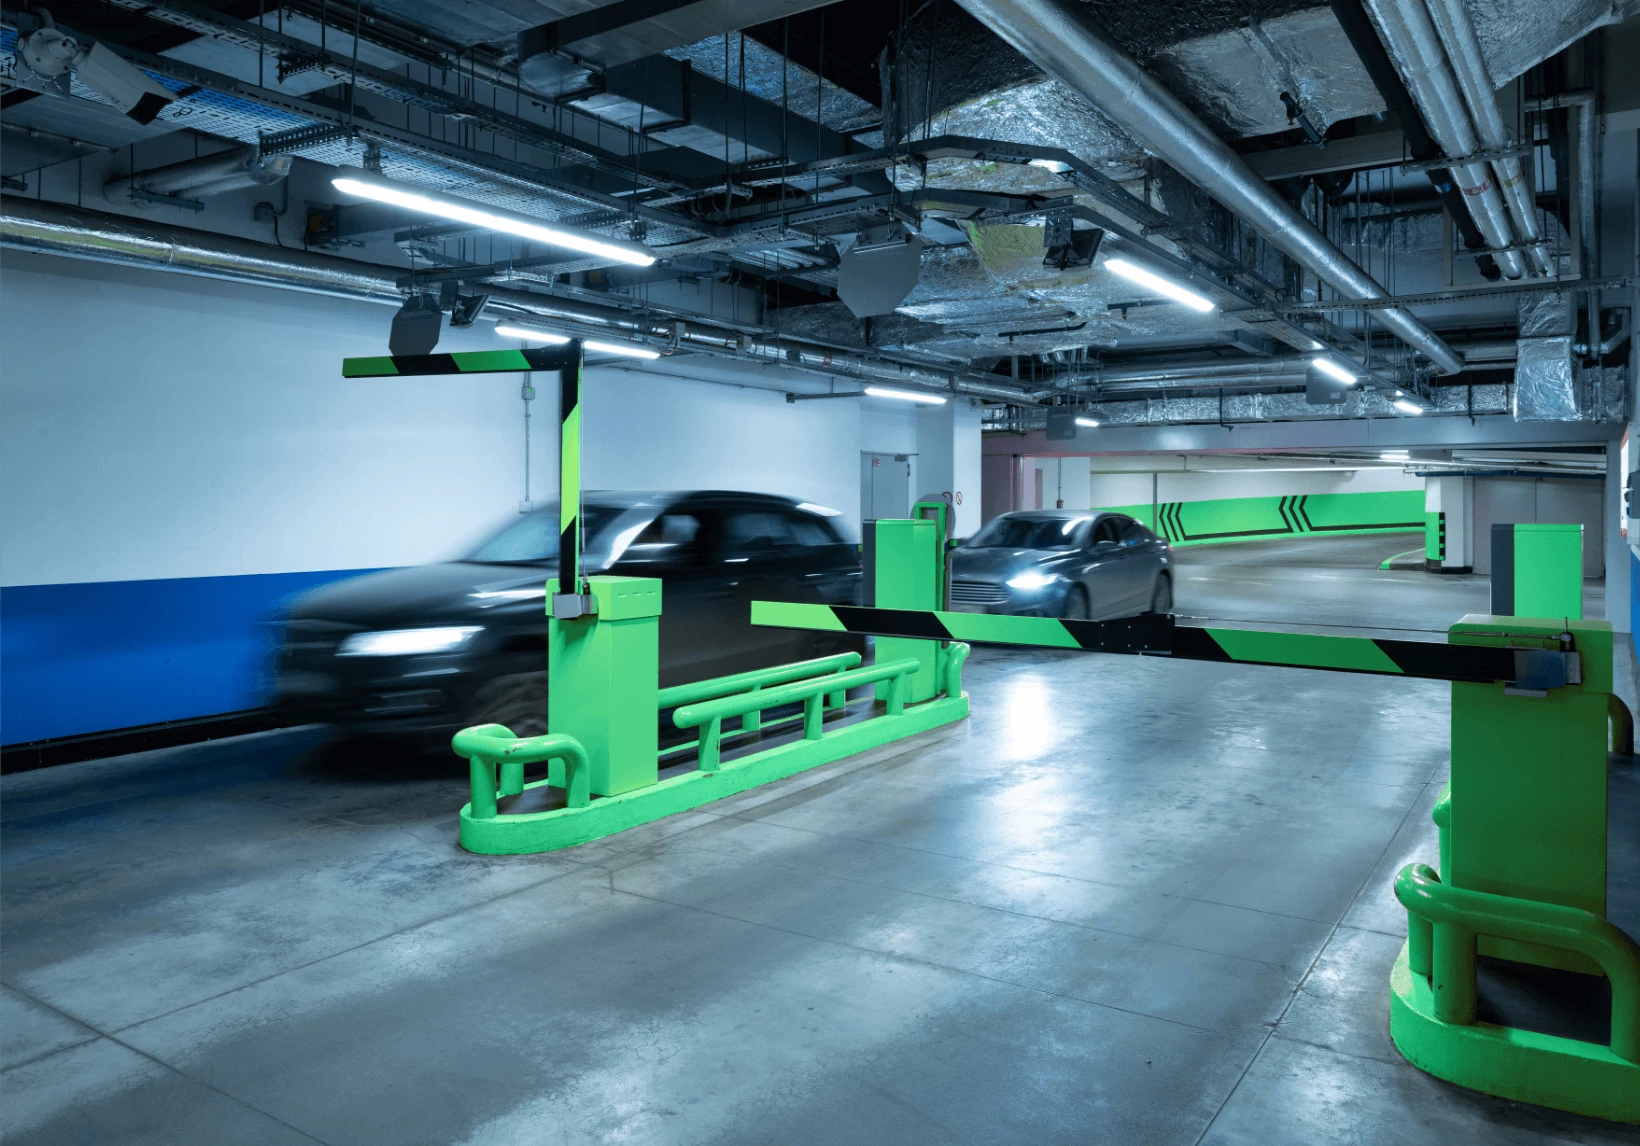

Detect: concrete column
[1424, 475, 1473, 572]
[916, 398, 983, 536]
[1607, 438, 1631, 632]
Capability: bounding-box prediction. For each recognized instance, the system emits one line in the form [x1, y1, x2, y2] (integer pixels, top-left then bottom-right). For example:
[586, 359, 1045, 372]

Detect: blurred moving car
[275, 491, 861, 743]
[950, 510, 1172, 619]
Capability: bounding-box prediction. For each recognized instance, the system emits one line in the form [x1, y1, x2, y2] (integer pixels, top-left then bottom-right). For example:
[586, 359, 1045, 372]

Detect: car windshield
[466, 504, 629, 564]
[967, 515, 1090, 550]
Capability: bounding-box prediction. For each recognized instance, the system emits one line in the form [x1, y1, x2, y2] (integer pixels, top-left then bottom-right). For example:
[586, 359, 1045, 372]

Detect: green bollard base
[1388, 945, 1640, 1124]
[459, 693, 969, 855]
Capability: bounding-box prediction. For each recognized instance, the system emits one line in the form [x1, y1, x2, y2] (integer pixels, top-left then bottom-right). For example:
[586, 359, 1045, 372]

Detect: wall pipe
[0, 195, 1037, 405]
[1420, 0, 1552, 276]
[1361, 0, 1528, 279]
[951, 0, 1467, 376]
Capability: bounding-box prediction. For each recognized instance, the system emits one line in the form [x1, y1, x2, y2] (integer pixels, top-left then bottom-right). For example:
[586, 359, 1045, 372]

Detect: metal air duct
[0, 196, 1035, 405]
[1420, 0, 1551, 276]
[1361, 0, 1528, 279]
[951, 0, 1466, 376]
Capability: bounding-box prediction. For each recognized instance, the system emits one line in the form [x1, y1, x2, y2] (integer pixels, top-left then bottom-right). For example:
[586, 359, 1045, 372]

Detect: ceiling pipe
[951, 0, 1467, 376]
[0, 195, 1035, 405]
[1359, 0, 1529, 280]
[1420, 0, 1551, 276]
[104, 145, 291, 207]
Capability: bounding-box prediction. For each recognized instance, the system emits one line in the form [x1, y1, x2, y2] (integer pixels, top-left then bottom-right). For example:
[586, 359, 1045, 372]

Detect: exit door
[862, 453, 912, 521]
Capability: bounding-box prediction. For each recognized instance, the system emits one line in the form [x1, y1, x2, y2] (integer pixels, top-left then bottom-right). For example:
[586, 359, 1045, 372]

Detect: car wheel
[1063, 585, 1091, 620]
[465, 671, 550, 738]
[1147, 575, 1173, 614]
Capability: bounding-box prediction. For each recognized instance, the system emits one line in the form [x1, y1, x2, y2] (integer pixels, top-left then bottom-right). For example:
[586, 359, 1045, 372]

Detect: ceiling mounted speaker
[837, 226, 925, 319]
[389, 295, 444, 356]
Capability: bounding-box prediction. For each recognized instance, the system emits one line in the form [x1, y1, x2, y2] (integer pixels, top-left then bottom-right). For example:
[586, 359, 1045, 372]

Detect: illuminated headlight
[1005, 571, 1059, 591]
[338, 626, 482, 657]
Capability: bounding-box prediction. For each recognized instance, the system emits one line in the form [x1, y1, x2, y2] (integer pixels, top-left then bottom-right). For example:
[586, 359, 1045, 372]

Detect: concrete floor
[3, 534, 1635, 1144]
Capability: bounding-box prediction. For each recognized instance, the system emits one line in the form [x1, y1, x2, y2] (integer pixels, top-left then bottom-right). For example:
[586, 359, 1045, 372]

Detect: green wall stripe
[1205, 628, 1404, 674]
[1100, 489, 1425, 546]
[935, 611, 1082, 649]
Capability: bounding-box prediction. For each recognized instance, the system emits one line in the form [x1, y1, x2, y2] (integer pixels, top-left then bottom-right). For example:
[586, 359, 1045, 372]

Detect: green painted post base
[459, 693, 969, 855]
[1389, 944, 1640, 1123]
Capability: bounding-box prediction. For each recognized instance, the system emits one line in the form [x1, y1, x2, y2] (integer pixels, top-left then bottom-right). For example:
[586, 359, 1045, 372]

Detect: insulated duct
[1361, 0, 1528, 279]
[951, 0, 1466, 376]
[0, 196, 1034, 405]
[1420, 0, 1551, 276]
[105, 145, 292, 206]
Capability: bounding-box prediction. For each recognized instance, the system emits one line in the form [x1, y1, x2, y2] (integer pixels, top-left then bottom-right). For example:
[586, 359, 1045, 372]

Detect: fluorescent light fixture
[1310, 357, 1358, 385]
[331, 174, 656, 266]
[494, 324, 660, 360]
[1075, 417, 1100, 428]
[1381, 450, 1410, 460]
[338, 626, 481, 657]
[864, 386, 947, 404]
[1028, 158, 1071, 173]
[1006, 570, 1057, 591]
[1102, 258, 1215, 312]
[1393, 399, 1425, 415]
[495, 324, 570, 344]
[796, 502, 842, 517]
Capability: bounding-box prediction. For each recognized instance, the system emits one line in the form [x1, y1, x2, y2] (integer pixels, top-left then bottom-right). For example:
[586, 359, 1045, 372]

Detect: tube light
[1381, 450, 1410, 460]
[864, 386, 947, 404]
[1393, 399, 1425, 415]
[1102, 258, 1216, 312]
[1310, 357, 1358, 385]
[332, 175, 656, 266]
[1075, 417, 1100, 428]
[494, 324, 661, 360]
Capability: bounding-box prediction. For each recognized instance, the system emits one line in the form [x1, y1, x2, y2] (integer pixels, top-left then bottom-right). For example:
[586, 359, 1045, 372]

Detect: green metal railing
[453, 724, 590, 817]
[658, 652, 862, 732]
[674, 655, 933, 771]
[1396, 863, 1640, 1060]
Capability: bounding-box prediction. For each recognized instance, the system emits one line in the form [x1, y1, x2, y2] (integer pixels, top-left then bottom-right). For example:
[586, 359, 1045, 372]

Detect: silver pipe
[1421, 0, 1551, 275]
[951, 0, 1466, 376]
[1363, 0, 1528, 279]
[105, 146, 290, 204]
[0, 195, 1036, 405]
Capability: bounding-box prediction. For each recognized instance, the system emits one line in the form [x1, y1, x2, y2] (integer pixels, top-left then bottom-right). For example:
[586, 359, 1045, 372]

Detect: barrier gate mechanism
[752, 602, 1640, 1124]
[343, 344, 970, 854]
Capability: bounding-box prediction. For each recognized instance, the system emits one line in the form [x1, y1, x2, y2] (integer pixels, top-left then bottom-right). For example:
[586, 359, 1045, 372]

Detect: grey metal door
[1534, 479, 1604, 577]
[1472, 479, 1536, 575]
[861, 453, 911, 521]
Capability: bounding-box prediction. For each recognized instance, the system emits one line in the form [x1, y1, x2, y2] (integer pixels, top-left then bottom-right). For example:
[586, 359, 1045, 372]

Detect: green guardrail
[455, 724, 590, 818]
[1395, 863, 1640, 1060]
[658, 652, 860, 731]
[675, 656, 925, 770]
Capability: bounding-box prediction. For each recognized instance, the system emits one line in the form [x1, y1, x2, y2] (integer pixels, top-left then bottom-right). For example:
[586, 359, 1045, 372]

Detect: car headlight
[337, 626, 482, 657]
[1005, 570, 1059, 591]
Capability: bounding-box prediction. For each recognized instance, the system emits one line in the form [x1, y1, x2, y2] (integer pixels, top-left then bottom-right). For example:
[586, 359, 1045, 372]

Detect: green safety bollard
[873, 518, 942, 705]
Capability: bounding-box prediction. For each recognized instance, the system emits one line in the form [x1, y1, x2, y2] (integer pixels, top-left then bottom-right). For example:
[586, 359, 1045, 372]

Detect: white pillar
[1607, 438, 1631, 632]
[1424, 475, 1473, 571]
[916, 398, 983, 536]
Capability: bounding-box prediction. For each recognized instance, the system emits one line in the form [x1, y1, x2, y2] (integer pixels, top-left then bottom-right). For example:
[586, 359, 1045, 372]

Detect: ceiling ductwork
[951, 0, 1466, 376]
[0, 194, 1036, 406]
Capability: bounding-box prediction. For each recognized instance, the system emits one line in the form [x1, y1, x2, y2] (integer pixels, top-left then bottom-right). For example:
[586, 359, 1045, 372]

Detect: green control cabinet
[1491, 523, 1582, 619]
[547, 575, 661, 795]
[873, 518, 941, 704]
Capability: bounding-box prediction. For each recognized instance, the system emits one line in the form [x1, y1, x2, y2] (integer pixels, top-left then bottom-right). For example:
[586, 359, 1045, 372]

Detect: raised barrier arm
[453, 724, 590, 816]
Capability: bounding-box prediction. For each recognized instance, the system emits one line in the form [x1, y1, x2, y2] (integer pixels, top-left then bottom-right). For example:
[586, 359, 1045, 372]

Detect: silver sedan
[950, 511, 1173, 620]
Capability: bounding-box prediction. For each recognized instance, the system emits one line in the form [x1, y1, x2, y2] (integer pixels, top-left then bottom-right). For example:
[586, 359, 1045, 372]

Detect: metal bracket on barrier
[551, 593, 598, 620]
[1505, 649, 1580, 696]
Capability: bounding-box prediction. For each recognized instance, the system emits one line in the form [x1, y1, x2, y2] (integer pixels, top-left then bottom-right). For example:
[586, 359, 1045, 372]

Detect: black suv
[275, 491, 862, 743]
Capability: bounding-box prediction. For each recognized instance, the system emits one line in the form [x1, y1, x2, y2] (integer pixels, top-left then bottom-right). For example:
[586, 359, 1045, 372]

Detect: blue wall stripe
[2, 569, 380, 745]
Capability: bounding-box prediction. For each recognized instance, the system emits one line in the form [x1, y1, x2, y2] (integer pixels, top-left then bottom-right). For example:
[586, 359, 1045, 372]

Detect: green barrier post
[874, 518, 941, 705]
[1388, 614, 1638, 1123]
[1492, 522, 1583, 619]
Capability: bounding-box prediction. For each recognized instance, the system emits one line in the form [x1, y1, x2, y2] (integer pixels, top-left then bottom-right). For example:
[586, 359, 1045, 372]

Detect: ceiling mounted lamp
[1102, 258, 1216, 313]
[1310, 357, 1358, 384]
[332, 174, 656, 267]
[495, 323, 661, 360]
[863, 386, 946, 405]
[1393, 398, 1427, 415]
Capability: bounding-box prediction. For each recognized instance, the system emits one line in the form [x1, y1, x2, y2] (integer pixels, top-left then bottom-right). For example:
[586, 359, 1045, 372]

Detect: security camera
[16, 10, 175, 124]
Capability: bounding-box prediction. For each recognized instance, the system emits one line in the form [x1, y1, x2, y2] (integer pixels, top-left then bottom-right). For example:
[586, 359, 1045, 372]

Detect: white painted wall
[915, 398, 983, 536]
[1425, 476, 1474, 569]
[1088, 465, 1423, 509]
[0, 251, 874, 586]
